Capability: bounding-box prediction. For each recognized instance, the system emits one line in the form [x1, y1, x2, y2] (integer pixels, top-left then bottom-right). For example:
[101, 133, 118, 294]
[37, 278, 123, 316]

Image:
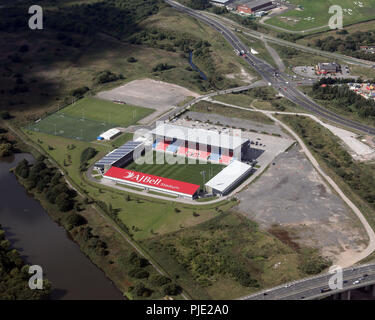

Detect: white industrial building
[99, 128, 121, 140]
[205, 160, 252, 195]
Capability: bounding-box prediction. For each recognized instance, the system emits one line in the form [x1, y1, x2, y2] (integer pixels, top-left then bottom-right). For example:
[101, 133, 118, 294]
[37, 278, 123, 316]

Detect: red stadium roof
[104, 167, 200, 196]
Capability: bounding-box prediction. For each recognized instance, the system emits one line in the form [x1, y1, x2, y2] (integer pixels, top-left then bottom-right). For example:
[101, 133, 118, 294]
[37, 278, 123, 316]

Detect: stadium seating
[198, 150, 210, 161]
[220, 155, 233, 165]
[155, 141, 171, 151]
[209, 153, 221, 162]
[166, 141, 180, 153]
[177, 146, 187, 156]
[186, 148, 199, 159]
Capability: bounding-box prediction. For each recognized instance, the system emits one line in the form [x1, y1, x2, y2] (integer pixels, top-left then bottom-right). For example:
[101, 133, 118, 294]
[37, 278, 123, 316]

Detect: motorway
[203, 11, 374, 68]
[240, 263, 375, 300]
[165, 0, 375, 136]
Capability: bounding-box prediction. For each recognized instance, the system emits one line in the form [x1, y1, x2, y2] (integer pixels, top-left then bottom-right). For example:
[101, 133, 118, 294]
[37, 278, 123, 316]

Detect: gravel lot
[182, 111, 287, 137]
[236, 144, 368, 264]
[97, 79, 199, 124]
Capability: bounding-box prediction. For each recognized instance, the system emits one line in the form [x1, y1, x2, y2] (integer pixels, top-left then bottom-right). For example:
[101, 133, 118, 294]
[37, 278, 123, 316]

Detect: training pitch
[61, 97, 154, 127]
[27, 97, 154, 141]
[27, 113, 115, 141]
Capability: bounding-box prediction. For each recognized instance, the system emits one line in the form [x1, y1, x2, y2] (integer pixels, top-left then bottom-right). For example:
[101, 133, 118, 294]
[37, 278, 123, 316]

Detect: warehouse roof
[152, 124, 248, 150]
[245, 0, 273, 9]
[205, 160, 252, 193]
[95, 141, 143, 167]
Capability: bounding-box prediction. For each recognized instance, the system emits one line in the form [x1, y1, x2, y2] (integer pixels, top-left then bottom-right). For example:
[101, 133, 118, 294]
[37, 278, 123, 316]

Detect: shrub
[150, 275, 171, 287]
[128, 268, 149, 279]
[162, 283, 181, 295]
[64, 213, 87, 230]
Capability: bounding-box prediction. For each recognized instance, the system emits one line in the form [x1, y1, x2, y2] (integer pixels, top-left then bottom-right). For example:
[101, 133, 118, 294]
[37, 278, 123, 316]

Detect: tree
[64, 213, 87, 230]
[162, 283, 181, 295]
[150, 275, 171, 287]
[0, 143, 13, 157]
[55, 193, 74, 212]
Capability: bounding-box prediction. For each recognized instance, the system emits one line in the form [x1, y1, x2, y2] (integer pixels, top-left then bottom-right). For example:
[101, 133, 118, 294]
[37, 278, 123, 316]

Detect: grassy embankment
[213, 87, 304, 113]
[142, 210, 332, 299]
[190, 100, 274, 124]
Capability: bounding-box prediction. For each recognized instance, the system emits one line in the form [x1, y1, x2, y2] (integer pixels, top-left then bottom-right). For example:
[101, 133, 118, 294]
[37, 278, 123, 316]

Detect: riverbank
[7, 145, 176, 299]
[0, 220, 51, 300]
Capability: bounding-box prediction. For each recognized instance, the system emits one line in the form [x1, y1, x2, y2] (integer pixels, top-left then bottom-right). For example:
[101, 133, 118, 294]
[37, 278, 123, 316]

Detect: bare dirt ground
[97, 78, 199, 124]
[236, 145, 369, 266]
[225, 67, 255, 84]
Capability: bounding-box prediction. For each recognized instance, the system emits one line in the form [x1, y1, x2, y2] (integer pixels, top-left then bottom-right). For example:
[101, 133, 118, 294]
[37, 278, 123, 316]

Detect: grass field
[27, 112, 114, 142]
[26, 97, 153, 141]
[266, 0, 375, 32]
[60, 97, 154, 127]
[142, 211, 323, 299]
[191, 100, 275, 124]
[125, 151, 224, 187]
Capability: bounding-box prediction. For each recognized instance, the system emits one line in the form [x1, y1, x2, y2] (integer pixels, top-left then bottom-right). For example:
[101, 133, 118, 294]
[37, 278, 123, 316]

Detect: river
[0, 153, 124, 300]
[189, 51, 208, 81]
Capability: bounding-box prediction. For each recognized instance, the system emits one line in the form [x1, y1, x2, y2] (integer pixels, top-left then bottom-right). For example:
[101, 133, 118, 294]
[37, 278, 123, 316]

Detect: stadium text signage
[104, 167, 200, 196]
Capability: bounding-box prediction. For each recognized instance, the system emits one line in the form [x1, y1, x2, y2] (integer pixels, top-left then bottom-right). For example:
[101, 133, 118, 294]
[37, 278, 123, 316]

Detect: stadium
[97, 123, 254, 200]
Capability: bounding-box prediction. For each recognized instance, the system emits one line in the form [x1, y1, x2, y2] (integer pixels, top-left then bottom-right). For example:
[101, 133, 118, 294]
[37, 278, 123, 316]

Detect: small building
[100, 128, 121, 140]
[205, 160, 252, 196]
[316, 62, 341, 75]
[360, 46, 375, 54]
[210, 0, 232, 6]
[237, 0, 273, 14]
[226, 3, 237, 11]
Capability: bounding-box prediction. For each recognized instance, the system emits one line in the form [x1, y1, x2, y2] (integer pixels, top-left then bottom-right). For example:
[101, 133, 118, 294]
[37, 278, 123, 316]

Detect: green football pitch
[125, 151, 224, 187]
[60, 97, 154, 127]
[27, 97, 154, 141]
[27, 113, 114, 141]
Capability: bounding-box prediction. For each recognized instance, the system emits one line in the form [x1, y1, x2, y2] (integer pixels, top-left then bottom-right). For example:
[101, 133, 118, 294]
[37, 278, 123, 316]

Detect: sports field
[125, 151, 224, 187]
[27, 113, 115, 141]
[60, 97, 154, 127]
[27, 97, 154, 141]
[266, 0, 375, 32]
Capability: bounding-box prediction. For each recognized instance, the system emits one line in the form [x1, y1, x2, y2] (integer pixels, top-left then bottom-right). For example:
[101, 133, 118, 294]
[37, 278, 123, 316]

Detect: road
[165, 0, 375, 136]
[203, 11, 375, 69]
[240, 262, 375, 300]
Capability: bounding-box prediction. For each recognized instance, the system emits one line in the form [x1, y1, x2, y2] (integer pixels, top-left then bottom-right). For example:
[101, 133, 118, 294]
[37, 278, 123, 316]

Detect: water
[0, 153, 124, 300]
[189, 51, 208, 81]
